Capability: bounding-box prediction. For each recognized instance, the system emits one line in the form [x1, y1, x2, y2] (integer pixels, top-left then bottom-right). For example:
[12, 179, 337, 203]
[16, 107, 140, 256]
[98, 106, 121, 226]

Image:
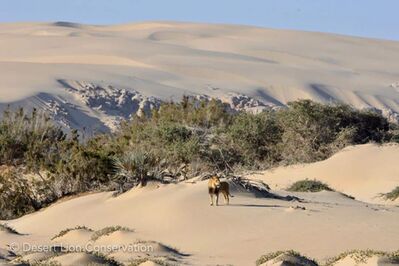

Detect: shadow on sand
[227, 203, 284, 208]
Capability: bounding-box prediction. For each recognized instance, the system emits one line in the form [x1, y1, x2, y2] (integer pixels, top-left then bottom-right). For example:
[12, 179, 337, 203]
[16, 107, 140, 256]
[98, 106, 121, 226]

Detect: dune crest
[1, 22, 399, 131]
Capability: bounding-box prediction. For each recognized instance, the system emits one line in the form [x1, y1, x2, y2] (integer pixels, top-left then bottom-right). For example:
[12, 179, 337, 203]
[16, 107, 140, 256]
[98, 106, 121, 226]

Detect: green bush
[0, 169, 38, 219]
[225, 111, 282, 166]
[0, 99, 394, 219]
[278, 100, 389, 163]
[112, 150, 157, 190]
[0, 108, 66, 166]
[287, 179, 333, 192]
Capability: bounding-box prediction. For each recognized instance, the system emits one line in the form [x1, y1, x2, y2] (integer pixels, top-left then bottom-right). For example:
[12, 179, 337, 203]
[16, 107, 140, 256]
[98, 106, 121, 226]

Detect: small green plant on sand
[287, 179, 333, 192]
[91, 226, 134, 241]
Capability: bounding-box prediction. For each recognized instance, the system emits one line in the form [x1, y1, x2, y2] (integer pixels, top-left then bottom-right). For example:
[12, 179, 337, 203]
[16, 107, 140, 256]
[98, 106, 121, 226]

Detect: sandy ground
[1, 21, 399, 130]
[1, 144, 398, 265]
[252, 143, 399, 204]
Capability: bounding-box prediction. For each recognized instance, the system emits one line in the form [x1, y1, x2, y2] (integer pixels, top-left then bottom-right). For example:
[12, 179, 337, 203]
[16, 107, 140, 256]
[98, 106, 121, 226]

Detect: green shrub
[0, 99, 394, 219]
[287, 179, 333, 192]
[225, 111, 282, 166]
[0, 169, 37, 219]
[0, 108, 66, 166]
[112, 150, 157, 190]
[278, 100, 389, 163]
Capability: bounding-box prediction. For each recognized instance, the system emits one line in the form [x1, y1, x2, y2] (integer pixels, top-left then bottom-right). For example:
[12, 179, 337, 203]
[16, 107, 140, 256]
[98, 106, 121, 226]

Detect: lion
[208, 175, 233, 206]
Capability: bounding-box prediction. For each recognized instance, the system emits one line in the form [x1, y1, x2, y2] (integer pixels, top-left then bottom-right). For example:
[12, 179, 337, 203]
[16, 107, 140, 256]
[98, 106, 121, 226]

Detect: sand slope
[1, 21, 399, 131]
[1, 145, 399, 265]
[252, 143, 399, 204]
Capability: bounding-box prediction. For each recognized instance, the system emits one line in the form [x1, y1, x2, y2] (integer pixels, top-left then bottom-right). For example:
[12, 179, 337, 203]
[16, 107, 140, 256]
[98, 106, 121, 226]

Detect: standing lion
[208, 175, 233, 206]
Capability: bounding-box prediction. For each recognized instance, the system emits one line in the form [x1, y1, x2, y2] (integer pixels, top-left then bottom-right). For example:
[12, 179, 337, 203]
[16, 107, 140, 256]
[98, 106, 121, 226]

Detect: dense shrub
[0, 99, 395, 219]
[225, 111, 282, 166]
[112, 150, 158, 191]
[0, 108, 66, 166]
[278, 100, 390, 163]
[0, 166, 44, 219]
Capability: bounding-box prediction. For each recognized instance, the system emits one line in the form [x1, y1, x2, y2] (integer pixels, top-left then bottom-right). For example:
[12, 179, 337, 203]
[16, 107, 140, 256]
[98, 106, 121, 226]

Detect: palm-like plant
[112, 150, 157, 193]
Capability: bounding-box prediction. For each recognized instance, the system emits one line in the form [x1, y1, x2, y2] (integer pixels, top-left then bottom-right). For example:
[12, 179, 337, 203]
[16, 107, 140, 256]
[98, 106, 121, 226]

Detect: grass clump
[33, 251, 121, 266]
[324, 249, 399, 265]
[30, 261, 62, 266]
[256, 250, 287, 265]
[91, 226, 134, 241]
[127, 258, 176, 266]
[51, 225, 93, 240]
[287, 179, 333, 192]
[88, 251, 122, 266]
[0, 223, 20, 235]
[381, 186, 399, 201]
[256, 250, 318, 266]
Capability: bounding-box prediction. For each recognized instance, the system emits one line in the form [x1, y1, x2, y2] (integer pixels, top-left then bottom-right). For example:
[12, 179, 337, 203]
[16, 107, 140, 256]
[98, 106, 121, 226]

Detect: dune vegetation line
[1, 98, 398, 219]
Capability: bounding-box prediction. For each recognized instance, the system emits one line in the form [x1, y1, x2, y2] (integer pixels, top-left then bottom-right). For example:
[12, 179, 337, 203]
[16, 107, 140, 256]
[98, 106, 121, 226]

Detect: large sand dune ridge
[1, 21, 399, 131]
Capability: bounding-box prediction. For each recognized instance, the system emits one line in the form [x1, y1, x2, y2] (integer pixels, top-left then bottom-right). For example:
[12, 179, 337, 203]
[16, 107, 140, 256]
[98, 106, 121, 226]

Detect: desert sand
[1, 21, 399, 131]
[1, 144, 398, 265]
[1, 21, 399, 265]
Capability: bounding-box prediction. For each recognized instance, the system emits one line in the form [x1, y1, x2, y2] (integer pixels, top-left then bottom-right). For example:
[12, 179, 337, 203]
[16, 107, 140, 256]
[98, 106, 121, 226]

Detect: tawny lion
[208, 175, 233, 206]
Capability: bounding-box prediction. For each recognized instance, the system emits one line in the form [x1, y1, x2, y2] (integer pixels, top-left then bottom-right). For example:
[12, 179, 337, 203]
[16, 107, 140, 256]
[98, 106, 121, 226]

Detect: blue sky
[1, 0, 398, 41]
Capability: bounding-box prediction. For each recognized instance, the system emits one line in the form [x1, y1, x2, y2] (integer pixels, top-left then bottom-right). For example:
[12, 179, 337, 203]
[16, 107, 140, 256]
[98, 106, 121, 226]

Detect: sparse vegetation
[0, 223, 21, 235]
[256, 250, 287, 265]
[30, 261, 62, 266]
[324, 249, 399, 265]
[91, 226, 134, 241]
[256, 250, 318, 266]
[51, 226, 93, 240]
[0, 99, 395, 219]
[87, 251, 123, 266]
[287, 179, 333, 192]
[257, 249, 399, 266]
[381, 186, 399, 201]
[127, 258, 176, 266]
[28, 251, 121, 266]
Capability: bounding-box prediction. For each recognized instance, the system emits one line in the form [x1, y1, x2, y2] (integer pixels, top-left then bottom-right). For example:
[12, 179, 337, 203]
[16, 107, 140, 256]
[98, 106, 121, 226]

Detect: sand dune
[1, 21, 399, 131]
[252, 143, 399, 204]
[1, 22, 399, 265]
[1, 144, 398, 265]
